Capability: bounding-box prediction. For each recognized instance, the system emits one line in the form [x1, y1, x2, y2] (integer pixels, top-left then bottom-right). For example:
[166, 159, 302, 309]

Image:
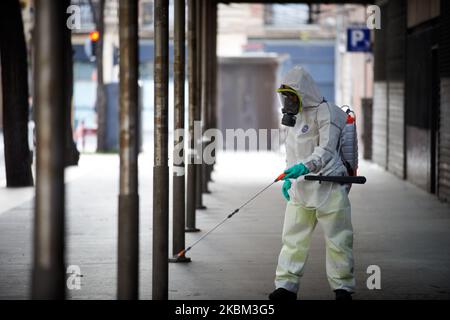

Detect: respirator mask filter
[276, 85, 302, 127]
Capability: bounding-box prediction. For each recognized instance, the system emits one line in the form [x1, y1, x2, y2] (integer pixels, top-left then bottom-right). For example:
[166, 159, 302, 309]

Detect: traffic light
[84, 31, 100, 62]
[89, 30, 100, 42]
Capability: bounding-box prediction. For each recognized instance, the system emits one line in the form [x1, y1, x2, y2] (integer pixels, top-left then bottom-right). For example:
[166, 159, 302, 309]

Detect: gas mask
[276, 85, 302, 127]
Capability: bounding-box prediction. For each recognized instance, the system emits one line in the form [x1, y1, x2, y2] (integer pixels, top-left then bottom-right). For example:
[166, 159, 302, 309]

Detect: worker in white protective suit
[269, 66, 355, 301]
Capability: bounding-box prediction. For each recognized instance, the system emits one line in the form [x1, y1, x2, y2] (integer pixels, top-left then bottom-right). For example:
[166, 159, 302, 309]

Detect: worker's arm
[303, 103, 344, 174]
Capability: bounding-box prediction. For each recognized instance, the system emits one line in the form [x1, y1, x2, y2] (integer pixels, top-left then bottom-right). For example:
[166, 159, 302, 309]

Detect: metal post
[204, 5, 211, 186]
[186, 0, 200, 232]
[211, 2, 218, 133]
[206, 0, 217, 186]
[201, 0, 211, 194]
[195, 0, 206, 209]
[205, 0, 217, 186]
[32, 0, 66, 299]
[153, 0, 169, 300]
[118, 0, 139, 300]
[170, 0, 191, 262]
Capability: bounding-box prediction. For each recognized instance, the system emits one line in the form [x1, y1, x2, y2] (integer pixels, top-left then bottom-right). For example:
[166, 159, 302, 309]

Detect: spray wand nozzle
[175, 172, 286, 258]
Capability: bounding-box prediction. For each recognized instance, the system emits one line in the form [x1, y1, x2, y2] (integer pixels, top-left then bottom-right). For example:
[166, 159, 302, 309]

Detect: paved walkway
[0, 150, 449, 300]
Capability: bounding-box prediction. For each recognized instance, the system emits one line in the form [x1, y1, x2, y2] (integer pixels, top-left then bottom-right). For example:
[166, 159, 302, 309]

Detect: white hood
[280, 66, 324, 107]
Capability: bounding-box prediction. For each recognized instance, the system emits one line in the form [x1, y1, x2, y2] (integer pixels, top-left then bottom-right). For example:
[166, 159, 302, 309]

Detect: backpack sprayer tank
[340, 105, 358, 176]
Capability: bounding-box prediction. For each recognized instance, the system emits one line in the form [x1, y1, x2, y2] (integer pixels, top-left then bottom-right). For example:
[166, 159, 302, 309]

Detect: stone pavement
[0, 150, 449, 300]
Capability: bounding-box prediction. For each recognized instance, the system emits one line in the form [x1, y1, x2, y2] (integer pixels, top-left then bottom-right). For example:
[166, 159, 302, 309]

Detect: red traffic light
[89, 31, 100, 42]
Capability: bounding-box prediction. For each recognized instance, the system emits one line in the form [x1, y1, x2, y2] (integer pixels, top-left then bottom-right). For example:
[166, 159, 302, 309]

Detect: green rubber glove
[282, 163, 310, 180]
[282, 179, 292, 201]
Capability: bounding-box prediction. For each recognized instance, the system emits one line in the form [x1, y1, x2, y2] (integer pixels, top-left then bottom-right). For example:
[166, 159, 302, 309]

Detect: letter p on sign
[352, 30, 365, 48]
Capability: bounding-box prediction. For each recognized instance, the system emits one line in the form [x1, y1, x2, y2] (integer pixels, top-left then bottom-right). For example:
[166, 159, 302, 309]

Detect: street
[0, 150, 449, 299]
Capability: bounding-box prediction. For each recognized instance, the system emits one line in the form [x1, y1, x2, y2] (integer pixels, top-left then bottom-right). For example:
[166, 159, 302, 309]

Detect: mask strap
[311, 97, 327, 108]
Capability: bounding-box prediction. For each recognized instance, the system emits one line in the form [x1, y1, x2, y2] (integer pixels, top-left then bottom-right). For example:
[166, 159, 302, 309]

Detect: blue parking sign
[347, 28, 371, 52]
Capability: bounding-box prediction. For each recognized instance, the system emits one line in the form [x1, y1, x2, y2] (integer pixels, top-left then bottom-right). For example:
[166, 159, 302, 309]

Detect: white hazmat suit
[274, 66, 355, 295]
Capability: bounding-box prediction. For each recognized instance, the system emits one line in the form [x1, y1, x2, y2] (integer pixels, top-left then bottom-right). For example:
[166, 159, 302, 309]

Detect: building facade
[372, 0, 450, 202]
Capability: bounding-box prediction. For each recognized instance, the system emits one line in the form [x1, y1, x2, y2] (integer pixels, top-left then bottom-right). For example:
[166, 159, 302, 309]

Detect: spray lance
[176, 173, 366, 258]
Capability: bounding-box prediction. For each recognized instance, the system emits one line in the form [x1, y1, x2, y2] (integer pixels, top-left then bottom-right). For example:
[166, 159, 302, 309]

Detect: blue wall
[246, 40, 335, 102]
